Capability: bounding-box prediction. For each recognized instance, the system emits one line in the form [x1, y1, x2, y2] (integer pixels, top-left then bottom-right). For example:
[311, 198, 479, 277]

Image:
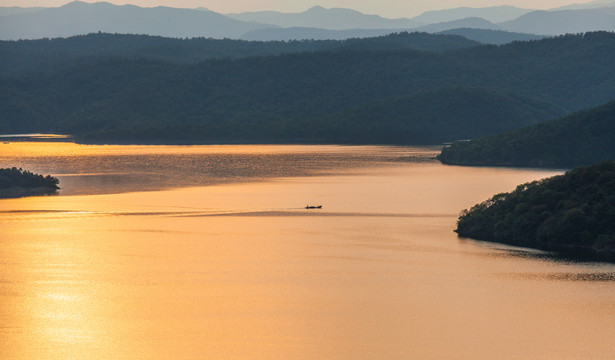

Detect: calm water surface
[1, 143, 614, 360]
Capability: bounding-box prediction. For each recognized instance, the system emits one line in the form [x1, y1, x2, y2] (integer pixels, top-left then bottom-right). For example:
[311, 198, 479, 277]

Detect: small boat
[305, 205, 322, 209]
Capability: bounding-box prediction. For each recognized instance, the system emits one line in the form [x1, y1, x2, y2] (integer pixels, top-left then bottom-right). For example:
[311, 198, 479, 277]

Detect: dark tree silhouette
[456, 161, 615, 261]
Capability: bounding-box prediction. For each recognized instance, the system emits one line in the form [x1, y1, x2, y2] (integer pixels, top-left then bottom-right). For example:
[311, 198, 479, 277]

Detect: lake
[1, 142, 614, 360]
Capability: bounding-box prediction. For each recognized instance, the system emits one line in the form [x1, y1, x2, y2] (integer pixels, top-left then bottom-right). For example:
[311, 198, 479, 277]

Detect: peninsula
[456, 161, 615, 261]
[0, 167, 60, 198]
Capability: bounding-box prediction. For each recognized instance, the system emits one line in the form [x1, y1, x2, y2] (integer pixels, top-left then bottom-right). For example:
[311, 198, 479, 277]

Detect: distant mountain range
[411, 6, 532, 24]
[240, 27, 544, 44]
[240, 28, 401, 42]
[1, 1, 615, 41]
[552, 0, 615, 10]
[0, 1, 271, 40]
[500, 7, 615, 35]
[227, 6, 421, 30]
[414, 17, 502, 33]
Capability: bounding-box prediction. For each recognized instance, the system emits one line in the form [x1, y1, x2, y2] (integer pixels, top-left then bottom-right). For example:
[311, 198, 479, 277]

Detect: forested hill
[437, 99, 615, 168]
[307, 87, 565, 144]
[2, 32, 615, 145]
[75, 87, 566, 144]
[455, 161, 615, 261]
[0, 32, 480, 76]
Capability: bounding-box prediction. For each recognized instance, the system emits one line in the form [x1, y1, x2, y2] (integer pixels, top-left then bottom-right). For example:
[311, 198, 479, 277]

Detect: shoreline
[0, 186, 59, 199]
[459, 235, 615, 263]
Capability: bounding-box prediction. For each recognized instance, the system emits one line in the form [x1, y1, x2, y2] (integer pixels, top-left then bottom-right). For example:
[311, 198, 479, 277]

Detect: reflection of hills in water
[0, 133, 73, 142]
[0, 208, 456, 220]
[0, 142, 441, 195]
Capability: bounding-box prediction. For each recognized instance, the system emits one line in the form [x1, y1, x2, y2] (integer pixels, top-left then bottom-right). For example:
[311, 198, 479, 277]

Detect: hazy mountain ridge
[552, 0, 615, 10]
[227, 6, 422, 30]
[415, 17, 503, 33]
[240, 26, 543, 43]
[227, 3, 615, 38]
[1, 1, 613, 41]
[411, 5, 532, 24]
[0, 1, 271, 40]
[500, 7, 615, 34]
[226, 2, 615, 36]
[239, 28, 402, 41]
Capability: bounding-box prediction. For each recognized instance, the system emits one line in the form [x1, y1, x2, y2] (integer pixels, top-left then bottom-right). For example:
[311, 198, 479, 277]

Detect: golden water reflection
[0, 142, 439, 195]
[1, 145, 614, 359]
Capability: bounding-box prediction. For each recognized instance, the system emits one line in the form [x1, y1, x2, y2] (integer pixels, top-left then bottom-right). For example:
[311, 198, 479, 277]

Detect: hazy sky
[0, 0, 597, 17]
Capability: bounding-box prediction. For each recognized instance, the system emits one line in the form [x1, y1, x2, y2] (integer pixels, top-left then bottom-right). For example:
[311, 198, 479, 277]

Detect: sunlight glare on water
[1, 143, 614, 360]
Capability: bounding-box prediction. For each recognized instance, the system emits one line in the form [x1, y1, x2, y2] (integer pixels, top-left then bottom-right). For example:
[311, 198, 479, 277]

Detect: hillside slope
[437, 99, 615, 168]
[2, 32, 614, 144]
[0, 32, 480, 76]
[304, 87, 565, 144]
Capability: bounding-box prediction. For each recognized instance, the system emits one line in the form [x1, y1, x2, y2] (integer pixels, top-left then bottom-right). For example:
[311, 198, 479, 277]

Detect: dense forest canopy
[71, 86, 565, 144]
[437, 98, 615, 167]
[1, 31, 615, 144]
[308, 87, 566, 144]
[455, 161, 615, 261]
[0, 32, 480, 76]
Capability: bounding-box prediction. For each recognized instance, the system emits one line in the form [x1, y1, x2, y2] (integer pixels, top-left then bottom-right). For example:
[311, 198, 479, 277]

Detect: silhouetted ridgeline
[0, 167, 60, 198]
[0, 32, 480, 76]
[437, 98, 615, 167]
[456, 161, 615, 262]
[1, 32, 615, 144]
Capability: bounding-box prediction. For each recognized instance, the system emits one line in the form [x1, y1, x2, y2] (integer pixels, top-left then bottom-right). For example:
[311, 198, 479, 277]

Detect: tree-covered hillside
[456, 161, 615, 261]
[0, 32, 480, 76]
[305, 87, 565, 144]
[74, 87, 565, 144]
[1, 32, 614, 144]
[437, 98, 615, 167]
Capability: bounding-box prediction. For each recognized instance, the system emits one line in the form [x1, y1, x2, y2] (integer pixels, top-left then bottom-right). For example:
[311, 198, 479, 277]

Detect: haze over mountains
[1, 1, 615, 41]
[0, 1, 271, 40]
[411, 6, 532, 24]
[501, 7, 615, 35]
[553, 0, 615, 10]
[226, 6, 422, 30]
[414, 17, 503, 33]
